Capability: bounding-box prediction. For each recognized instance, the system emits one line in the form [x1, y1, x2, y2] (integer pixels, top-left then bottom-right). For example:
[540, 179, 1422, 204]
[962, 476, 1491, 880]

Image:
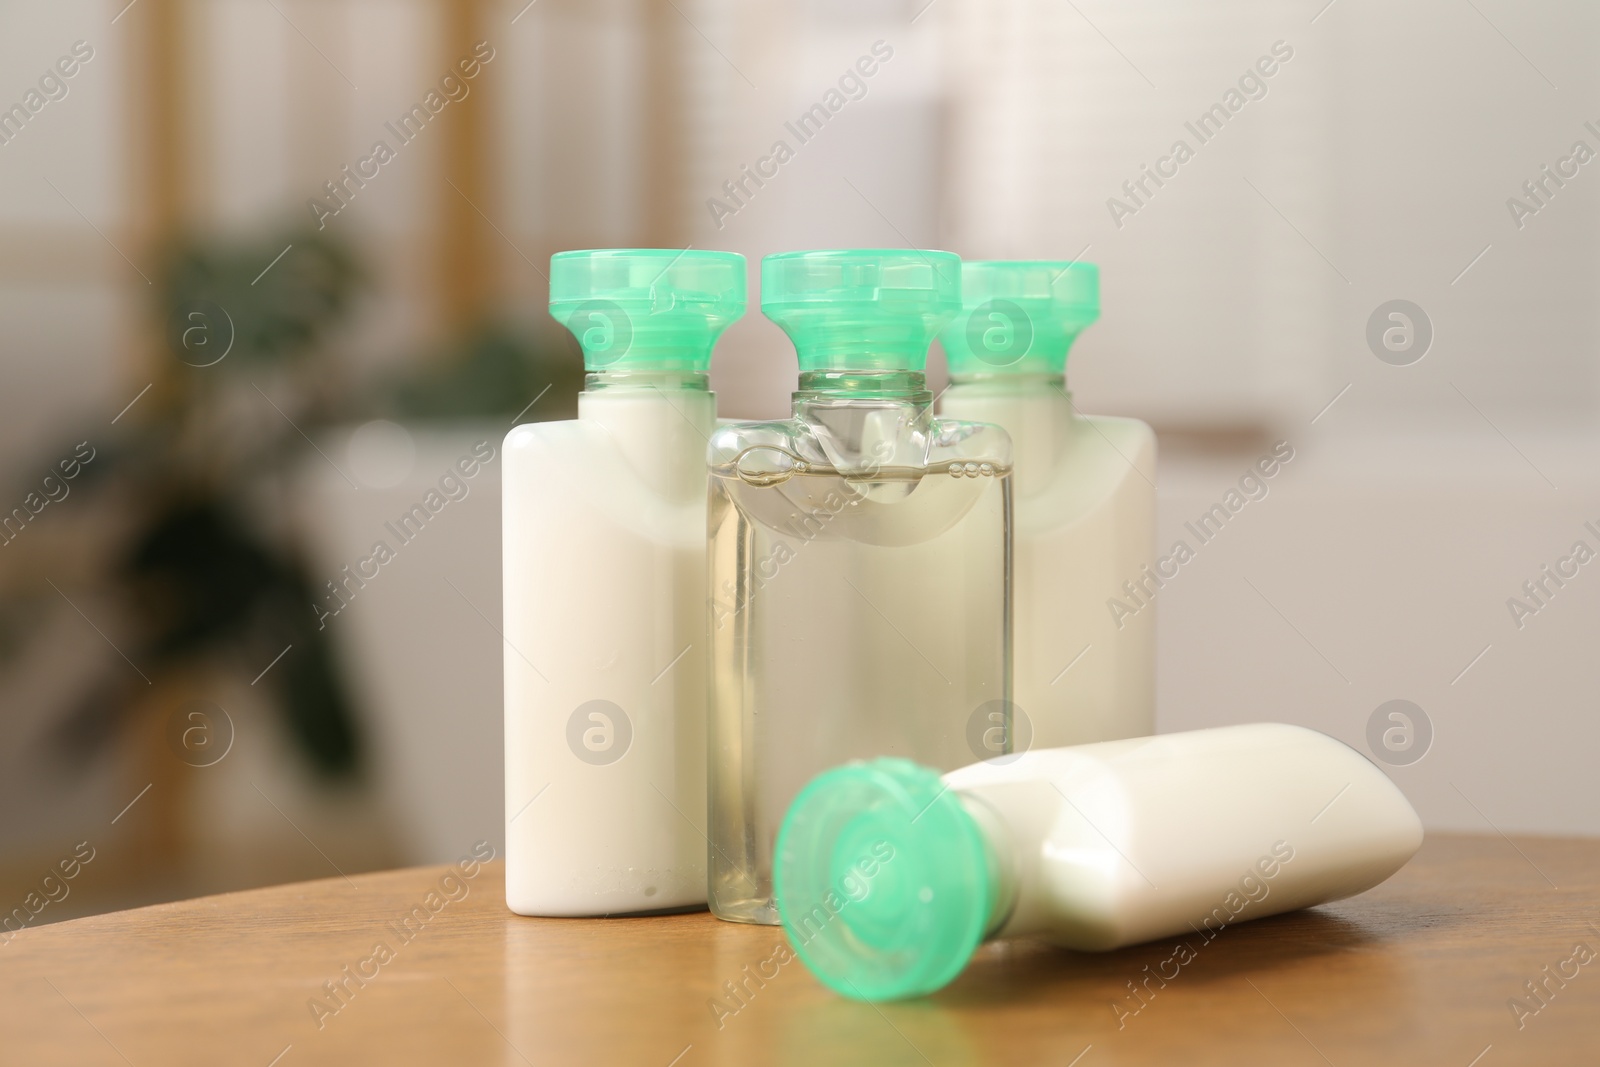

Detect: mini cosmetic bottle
[707, 249, 1014, 925]
[775, 723, 1423, 1000]
[503, 249, 744, 916]
[939, 262, 1156, 747]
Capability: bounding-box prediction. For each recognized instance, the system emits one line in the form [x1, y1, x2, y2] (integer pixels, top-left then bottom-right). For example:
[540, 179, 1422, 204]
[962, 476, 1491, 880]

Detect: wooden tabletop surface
[3, 833, 1597, 1066]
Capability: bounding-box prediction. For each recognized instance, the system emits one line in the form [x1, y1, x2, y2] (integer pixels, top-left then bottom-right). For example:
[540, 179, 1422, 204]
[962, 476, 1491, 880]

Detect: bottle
[503, 248, 745, 916]
[938, 261, 1156, 747]
[774, 722, 1424, 1000]
[707, 249, 1014, 926]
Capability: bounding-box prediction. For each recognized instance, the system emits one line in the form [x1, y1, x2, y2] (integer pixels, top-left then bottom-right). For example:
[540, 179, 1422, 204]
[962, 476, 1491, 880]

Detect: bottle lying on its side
[775, 722, 1424, 1000]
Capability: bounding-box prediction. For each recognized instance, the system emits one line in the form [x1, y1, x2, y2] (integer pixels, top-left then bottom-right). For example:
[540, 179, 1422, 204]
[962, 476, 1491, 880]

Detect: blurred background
[4, 0, 1599, 926]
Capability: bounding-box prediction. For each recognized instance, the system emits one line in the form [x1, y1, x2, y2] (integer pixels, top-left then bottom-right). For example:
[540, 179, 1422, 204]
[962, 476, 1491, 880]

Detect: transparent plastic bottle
[774, 723, 1424, 1000]
[939, 261, 1156, 747]
[503, 249, 744, 916]
[707, 249, 1014, 926]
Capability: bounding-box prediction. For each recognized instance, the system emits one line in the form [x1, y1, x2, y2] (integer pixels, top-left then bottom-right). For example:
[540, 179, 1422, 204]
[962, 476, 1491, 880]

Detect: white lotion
[774, 723, 1423, 999]
[503, 249, 745, 916]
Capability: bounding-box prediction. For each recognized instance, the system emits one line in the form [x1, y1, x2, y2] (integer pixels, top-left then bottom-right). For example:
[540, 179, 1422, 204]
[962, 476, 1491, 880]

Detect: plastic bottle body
[707, 375, 1013, 925]
[940, 377, 1156, 747]
[773, 723, 1424, 1000]
[503, 381, 714, 916]
[947, 723, 1423, 950]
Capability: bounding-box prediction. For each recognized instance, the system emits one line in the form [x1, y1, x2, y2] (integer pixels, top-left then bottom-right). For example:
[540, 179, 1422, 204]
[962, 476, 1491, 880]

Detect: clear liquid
[708, 456, 1012, 924]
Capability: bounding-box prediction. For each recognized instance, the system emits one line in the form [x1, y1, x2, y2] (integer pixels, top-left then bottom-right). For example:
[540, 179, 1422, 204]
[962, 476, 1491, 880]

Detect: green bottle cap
[939, 260, 1099, 376]
[549, 249, 746, 372]
[761, 249, 961, 373]
[774, 758, 995, 1001]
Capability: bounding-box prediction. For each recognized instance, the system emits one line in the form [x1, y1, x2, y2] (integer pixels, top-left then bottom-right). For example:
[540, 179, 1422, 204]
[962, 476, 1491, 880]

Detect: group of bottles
[502, 248, 1421, 1001]
[504, 249, 1154, 916]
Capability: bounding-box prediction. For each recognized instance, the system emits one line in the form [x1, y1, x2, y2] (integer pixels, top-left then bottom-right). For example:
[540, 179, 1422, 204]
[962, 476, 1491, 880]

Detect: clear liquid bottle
[708, 249, 1014, 925]
[938, 262, 1156, 748]
[503, 249, 745, 916]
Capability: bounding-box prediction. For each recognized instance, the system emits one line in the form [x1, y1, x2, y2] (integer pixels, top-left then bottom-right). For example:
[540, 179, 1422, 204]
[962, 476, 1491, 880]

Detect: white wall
[1155, 424, 1600, 837]
[936, 0, 1600, 431]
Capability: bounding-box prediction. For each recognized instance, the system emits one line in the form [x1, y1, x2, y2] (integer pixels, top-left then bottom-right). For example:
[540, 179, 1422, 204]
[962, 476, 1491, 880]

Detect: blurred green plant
[387, 320, 583, 423]
[44, 225, 576, 779]
[163, 231, 364, 366]
[49, 230, 367, 776]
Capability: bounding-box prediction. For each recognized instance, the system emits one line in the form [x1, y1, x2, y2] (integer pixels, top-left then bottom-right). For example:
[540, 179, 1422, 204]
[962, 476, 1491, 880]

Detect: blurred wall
[2, 0, 1599, 923]
[8, 0, 1600, 445]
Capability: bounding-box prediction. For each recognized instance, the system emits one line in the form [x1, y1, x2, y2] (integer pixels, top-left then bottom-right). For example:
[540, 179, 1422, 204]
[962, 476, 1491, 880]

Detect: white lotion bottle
[939, 261, 1156, 747]
[503, 249, 745, 916]
[774, 723, 1423, 1000]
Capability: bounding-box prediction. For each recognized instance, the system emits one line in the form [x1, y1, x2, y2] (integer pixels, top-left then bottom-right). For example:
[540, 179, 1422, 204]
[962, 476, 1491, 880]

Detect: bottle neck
[578, 369, 713, 502]
[941, 374, 1073, 495]
[946, 370, 1066, 395]
[957, 792, 1019, 940]
[585, 368, 710, 393]
[796, 369, 932, 404]
[792, 370, 935, 471]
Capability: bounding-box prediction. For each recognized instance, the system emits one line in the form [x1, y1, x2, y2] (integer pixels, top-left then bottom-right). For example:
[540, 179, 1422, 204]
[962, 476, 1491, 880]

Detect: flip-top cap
[775, 758, 995, 1001]
[549, 249, 746, 372]
[939, 260, 1099, 375]
[761, 249, 961, 373]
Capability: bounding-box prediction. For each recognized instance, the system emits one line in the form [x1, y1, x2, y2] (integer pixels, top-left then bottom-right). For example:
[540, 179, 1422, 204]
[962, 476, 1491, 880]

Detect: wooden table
[3, 834, 1597, 1066]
